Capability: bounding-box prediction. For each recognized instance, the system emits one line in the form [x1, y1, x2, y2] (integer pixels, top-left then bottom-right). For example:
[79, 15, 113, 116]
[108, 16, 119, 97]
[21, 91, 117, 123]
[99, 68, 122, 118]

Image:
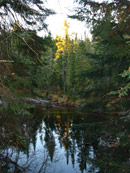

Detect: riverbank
[32, 90, 86, 108]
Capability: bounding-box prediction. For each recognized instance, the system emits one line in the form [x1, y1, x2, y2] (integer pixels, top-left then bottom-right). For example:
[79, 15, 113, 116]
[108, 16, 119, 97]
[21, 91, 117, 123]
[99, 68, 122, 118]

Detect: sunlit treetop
[63, 20, 69, 38]
[55, 20, 77, 61]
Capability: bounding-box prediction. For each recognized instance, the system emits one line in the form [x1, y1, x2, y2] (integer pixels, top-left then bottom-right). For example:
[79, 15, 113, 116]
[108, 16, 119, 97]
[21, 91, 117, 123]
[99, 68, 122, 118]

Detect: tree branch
[13, 32, 43, 66]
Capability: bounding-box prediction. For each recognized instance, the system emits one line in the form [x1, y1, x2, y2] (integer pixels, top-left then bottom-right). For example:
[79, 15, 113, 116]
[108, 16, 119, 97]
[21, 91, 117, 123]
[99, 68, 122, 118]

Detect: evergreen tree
[0, 0, 54, 114]
[0, 0, 54, 31]
[71, 0, 130, 111]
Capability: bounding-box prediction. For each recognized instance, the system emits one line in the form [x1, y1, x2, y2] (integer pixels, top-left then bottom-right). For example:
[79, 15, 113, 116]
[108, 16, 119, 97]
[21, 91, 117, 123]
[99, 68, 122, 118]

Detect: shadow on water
[0, 106, 130, 172]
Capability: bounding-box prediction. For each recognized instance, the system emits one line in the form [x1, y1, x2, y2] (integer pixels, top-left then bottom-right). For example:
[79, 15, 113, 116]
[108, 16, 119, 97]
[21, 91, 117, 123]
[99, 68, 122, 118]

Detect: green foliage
[0, 0, 56, 115]
[0, 27, 54, 113]
[109, 34, 130, 97]
[69, 0, 130, 111]
[0, 0, 130, 114]
[0, 100, 34, 115]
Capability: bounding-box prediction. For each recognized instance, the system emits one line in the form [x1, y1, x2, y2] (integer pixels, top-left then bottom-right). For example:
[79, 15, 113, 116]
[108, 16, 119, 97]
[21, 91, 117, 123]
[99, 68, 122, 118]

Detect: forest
[0, 0, 130, 173]
[0, 0, 130, 113]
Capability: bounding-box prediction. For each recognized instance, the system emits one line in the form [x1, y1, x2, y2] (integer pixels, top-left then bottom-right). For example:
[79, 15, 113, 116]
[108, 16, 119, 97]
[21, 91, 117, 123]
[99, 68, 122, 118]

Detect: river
[0, 106, 130, 172]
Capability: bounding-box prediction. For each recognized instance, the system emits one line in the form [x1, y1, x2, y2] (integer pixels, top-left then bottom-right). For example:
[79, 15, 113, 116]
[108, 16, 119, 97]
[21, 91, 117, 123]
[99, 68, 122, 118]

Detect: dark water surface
[0, 106, 130, 173]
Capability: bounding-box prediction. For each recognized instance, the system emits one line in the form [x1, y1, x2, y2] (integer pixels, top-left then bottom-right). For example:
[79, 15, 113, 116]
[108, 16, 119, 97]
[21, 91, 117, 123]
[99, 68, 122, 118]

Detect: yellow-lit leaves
[55, 20, 77, 61]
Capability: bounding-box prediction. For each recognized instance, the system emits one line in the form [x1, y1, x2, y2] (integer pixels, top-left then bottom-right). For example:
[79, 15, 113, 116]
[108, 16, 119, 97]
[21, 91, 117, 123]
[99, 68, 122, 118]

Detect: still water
[0, 106, 130, 172]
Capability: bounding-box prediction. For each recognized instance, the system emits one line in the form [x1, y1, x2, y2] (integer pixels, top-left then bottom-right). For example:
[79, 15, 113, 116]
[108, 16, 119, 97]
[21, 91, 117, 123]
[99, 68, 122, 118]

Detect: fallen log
[0, 60, 14, 63]
[25, 98, 70, 107]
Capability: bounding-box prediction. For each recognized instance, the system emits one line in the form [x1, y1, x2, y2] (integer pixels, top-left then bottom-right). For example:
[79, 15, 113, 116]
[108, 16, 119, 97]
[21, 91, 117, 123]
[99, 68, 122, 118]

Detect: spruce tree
[72, 0, 130, 111]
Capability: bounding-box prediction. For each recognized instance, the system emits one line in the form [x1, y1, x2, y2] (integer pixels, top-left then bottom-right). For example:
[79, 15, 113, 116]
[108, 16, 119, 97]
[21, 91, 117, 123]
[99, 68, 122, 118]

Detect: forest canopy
[0, 0, 130, 113]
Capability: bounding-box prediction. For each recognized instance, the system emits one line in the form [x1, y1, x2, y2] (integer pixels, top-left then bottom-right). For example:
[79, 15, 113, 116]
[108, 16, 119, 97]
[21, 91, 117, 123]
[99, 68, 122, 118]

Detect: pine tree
[72, 0, 130, 111]
[0, 0, 54, 31]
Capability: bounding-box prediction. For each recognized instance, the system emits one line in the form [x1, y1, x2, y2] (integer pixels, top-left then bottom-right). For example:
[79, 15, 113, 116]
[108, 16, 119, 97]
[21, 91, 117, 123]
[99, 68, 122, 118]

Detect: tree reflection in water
[0, 107, 130, 172]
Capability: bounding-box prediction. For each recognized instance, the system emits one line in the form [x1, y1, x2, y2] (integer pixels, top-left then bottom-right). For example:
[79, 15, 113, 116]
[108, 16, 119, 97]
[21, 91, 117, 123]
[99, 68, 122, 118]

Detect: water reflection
[0, 107, 130, 172]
